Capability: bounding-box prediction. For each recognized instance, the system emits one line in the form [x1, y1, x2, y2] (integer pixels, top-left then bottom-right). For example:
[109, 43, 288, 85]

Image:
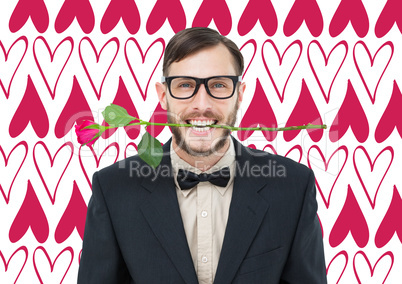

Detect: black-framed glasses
[161, 75, 242, 99]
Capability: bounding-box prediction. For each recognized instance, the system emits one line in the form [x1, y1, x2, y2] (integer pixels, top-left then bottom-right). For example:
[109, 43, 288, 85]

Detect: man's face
[156, 44, 245, 157]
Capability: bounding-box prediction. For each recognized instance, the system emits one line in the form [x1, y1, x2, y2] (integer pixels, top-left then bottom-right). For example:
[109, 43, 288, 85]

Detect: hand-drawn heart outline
[79, 37, 119, 100]
[124, 142, 137, 159]
[326, 250, 348, 284]
[33, 246, 74, 284]
[0, 36, 28, 99]
[307, 145, 348, 208]
[263, 144, 303, 163]
[239, 39, 257, 80]
[353, 145, 394, 209]
[262, 39, 302, 103]
[0, 141, 28, 204]
[33, 141, 73, 204]
[353, 251, 394, 284]
[79, 143, 120, 189]
[124, 37, 165, 101]
[353, 41, 394, 104]
[0, 246, 28, 283]
[307, 40, 348, 103]
[33, 36, 74, 100]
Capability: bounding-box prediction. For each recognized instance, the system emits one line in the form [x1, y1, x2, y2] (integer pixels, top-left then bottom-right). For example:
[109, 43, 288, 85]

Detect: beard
[167, 97, 239, 157]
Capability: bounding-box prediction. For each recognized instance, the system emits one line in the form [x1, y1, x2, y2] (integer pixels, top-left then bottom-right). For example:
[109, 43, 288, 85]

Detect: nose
[191, 83, 212, 111]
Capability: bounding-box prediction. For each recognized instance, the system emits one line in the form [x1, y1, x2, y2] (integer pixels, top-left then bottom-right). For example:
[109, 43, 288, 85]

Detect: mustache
[182, 110, 223, 121]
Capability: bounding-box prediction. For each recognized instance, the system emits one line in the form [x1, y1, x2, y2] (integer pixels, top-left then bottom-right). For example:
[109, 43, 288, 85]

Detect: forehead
[167, 44, 237, 77]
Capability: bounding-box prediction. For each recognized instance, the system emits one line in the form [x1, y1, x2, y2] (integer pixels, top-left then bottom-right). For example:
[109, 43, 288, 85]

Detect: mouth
[185, 119, 218, 132]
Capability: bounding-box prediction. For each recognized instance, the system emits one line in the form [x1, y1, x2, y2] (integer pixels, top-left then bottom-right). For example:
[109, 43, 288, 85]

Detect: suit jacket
[78, 136, 327, 284]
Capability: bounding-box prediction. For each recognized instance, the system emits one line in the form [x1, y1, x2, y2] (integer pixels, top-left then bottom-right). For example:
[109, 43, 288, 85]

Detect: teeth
[193, 126, 210, 132]
[188, 120, 215, 126]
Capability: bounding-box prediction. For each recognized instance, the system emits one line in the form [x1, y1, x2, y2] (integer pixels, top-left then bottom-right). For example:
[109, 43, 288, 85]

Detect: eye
[179, 83, 192, 88]
[212, 83, 225, 88]
[208, 77, 231, 90]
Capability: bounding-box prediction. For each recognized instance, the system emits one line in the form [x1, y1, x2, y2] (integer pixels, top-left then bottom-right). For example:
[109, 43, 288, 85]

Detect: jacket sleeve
[77, 171, 130, 283]
[280, 169, 327, 284]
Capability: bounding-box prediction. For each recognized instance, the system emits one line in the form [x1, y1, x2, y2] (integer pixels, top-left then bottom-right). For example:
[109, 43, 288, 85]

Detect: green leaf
[102, 104, 135, 127]
[137, 132, 163, 169]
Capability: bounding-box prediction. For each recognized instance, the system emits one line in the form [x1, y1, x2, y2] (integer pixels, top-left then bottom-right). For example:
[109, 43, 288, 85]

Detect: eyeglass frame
[161, 75, 242, 100]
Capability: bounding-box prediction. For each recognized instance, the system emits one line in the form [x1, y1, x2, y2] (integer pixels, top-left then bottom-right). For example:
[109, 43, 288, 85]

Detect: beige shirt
[170, 138, 236, 284]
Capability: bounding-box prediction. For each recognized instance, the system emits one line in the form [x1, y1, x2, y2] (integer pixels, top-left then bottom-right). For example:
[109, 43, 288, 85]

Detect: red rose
[75, 121, 101, 146]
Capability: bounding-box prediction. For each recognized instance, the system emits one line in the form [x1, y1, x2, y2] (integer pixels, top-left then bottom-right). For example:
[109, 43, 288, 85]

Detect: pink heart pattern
[329, 0, 369, 38]
[1, 1, 402, 282]
[237, 78, 277, 141]
[192, 0, 232, 35]
[9, 181, 49, 243]
[375, 186, 402, 248]
[55, 0, 94, 33]
[283, 0, 323, 37]
[329, 80, 369, 142]
[329, 185, 369, 248]
[55, 181, 87, 243]
[238, 0, 277, 36]
[147, 0, 186, 34]
[375, 0, 402, 37]
[284, 80, 323, 142]
[375, 81, 402, 142]
[101, 0, 141, 34]
[9, 76, 49, 138]
[9, 0, 49, 33]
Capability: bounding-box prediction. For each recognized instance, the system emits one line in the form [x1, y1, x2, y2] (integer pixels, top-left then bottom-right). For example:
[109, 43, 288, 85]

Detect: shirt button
[201, 210, 208, 218]
[201, 256, 208, 263]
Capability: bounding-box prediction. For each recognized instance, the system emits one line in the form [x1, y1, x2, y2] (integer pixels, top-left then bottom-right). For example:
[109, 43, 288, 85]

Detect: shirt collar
[171, 137, 236, 196]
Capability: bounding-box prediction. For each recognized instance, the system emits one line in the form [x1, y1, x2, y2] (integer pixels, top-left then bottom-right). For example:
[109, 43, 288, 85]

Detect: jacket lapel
[214, 137, 270, 284]
[140, 139, 198, 284]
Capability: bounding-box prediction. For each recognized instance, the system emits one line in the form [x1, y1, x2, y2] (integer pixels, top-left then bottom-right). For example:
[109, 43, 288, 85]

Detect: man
[78, 27, 327, 283]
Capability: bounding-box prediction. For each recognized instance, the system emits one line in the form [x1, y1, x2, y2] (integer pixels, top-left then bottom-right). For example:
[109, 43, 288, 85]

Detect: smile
[185, 119, 218, 133]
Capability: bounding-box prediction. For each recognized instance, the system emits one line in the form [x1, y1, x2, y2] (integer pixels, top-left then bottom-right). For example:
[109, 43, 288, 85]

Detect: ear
[237, 82, 246, 105]
[156, 82, 167, 110]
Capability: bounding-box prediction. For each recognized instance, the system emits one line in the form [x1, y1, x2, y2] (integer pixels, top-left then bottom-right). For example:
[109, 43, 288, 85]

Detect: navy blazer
[78, 136, 327, 283]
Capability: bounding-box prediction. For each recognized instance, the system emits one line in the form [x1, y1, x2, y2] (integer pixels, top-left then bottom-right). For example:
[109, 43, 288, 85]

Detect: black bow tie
[177, 167, 231, 190]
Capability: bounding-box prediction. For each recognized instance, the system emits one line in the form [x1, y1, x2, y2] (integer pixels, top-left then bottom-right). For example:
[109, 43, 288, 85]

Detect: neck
[172, 137, 231, 172]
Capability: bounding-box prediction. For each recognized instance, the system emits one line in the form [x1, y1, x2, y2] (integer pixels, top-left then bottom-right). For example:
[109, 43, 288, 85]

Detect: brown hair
[163, 27, 244, 76]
